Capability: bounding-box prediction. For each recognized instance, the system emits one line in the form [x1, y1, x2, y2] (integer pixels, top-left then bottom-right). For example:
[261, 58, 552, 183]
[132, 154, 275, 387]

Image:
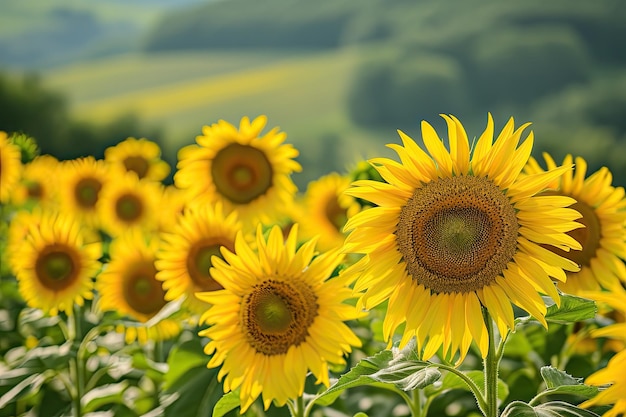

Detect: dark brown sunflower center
[123, 261, 166, 317]
[186, 237, 234, 291]
[397, 176, 519, 294]
[35, 245, 79, 291]
[242, 279, 318, 355]
[27, 181, 43, 199]
[115, 193, 143, 222]
[543, 193, 601, 268]
[123, 156, 150, 179]
[325, 197, 348, 231]
[75, 177, 102, 208]
[211, 143, 273, 204]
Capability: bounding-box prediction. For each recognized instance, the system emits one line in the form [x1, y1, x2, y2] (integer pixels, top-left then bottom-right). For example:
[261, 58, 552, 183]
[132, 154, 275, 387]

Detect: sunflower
[580, 285, 626, 417]
[156, 184, 189, 234]
[342, 114, 583, 363]
[156, 203, 242, 315]
[298, 173, 361, 252]
[97, 171, 163, 237]
[524, 154, 626, 294]
[57, 156, 110, 228]
[197, 224, 362, 412]
[104, 137, 170, 182]
[0, 131, 23, 204]
[174, 115, 301, 229]
[10, 209, 102, 315]
[11, 154, 60, 208]
[97, 231, 181, 344]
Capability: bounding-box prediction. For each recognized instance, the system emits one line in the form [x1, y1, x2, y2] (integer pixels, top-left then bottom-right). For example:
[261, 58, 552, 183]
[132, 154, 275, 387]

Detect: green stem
[409, 388, 423, 417]
[483, 307, 499, 417]
[288, 396, 305, 417]
[70, 305, 85, 417]
[435, 362, 488, 415]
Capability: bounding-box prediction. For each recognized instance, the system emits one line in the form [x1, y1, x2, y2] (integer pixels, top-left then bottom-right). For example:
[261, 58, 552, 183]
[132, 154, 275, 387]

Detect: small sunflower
[343, 114, 582, 363]
[97, 171, 163, 237]
[57, 156, 110, 228]
[97, 231, 180, 344]
[156, 184, 189, 234]
[156, 203, 242, 315]
[299, 173, 361, 252]
[580, 285, 626, 417]
[524, 154, 626, 294]
[11, 154, 60, 208]
[174, 115, 301, 228]
[0, 131, 23, 204]
[104, 137, 170, 182]
[10, 209, 102, 315]
[197, 224, 362, 412]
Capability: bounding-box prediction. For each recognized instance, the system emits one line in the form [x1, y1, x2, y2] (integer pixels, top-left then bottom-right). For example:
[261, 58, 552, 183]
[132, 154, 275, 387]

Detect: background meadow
[1, 1, 626, 417]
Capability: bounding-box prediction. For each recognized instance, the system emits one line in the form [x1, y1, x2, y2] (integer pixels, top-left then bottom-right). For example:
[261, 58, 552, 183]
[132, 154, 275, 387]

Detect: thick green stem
[70, 306, 85, 417]
[483, 308, 499, 417]
[290, 395, 305, 417]
[435, 362, 488, 415]
[409, 388, 423, 417]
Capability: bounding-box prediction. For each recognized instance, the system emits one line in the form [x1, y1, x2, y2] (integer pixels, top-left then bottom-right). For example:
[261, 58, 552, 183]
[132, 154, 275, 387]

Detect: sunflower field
[1, 113, 625, 417]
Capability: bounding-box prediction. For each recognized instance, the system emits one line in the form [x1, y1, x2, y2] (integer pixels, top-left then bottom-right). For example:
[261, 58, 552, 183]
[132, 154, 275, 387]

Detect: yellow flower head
[11, 154, 60, 208]
[97, 231, 180, 344]
[525, 153, 626, 294]
[57, 156, 110, 229]
[156, 203, 243, 316]
[97, 171, 163, 237]
[0, 131, 23, 204]
[197, 224, 362, 412]
[174, 116, 301, 229]
[104, 137, 170, 182]
[298, 172, 361, 252]
[343, 114, 582, 363]
[10, 209, 102, 315]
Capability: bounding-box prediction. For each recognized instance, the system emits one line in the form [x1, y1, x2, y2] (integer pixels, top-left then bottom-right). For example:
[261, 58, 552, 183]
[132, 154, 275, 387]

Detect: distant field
[42, 49, 395, 182]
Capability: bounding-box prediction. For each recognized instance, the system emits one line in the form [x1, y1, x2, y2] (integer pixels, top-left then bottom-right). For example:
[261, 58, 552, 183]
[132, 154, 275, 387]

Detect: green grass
[42, 48, 396, 183]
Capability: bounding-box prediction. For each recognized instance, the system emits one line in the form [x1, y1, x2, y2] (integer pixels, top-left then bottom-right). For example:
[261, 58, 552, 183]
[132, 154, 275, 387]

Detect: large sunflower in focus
[197, 225, 362, 412]
[525, 154, 626, 294]
[57, 156, 110, 228]
[97, 232, 180, 344]
[104, 137, 170, 182]
[299, 173, 361, 252]
[174, 116, 301, 228]
[97, 171, 163, 237]
[156, 203, 241, 315]
[0, 131, 23, 204]
[10, 209, 102, 315]
[343, 114, 582, 363]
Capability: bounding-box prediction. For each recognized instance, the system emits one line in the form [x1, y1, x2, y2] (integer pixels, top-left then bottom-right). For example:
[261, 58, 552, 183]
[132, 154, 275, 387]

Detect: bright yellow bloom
[525, 154, 626, 294]
[57, 156, 110, 228]
[11, 154, 59, 208]
[0, 131, 23, 204]
[299, 173, 361, 252]
[174, 116, 301, 229]
[197, 225, 362, 412]
[97, 171, 163, 237]
[343, 114, 582, 363]
[10, 209, 102, 315]
[97, 231, 180, 344]
[156, 203, 242, 315]
[104, 137, 170, 182]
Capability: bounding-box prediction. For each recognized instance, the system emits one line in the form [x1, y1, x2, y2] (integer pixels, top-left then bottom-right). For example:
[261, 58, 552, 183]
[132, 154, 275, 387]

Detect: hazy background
[1, 0, 625, 188]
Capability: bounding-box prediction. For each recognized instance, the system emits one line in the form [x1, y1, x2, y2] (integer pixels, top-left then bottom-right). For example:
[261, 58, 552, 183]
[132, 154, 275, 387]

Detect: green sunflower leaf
[533, 366, 599, 400]
[213, 390, 241, 417]
[424, 370, 509, 402]
[545, 295, 597, 324]
[501, 400, 601, 417]
[82, 381, 129, 413]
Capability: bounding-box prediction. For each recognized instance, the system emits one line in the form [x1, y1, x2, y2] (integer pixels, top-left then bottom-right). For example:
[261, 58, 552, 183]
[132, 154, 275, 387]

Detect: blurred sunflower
[11, 154, 60, 208]
[525, 154, 626, 294]
[97, 232, 180, 344]
[156, 203, 241, 315]
[97, 171, 163, 237]
[343, 114, 582, 363]
[10, 209, 102, 315]
[197, 224, 362, 412]
[104, 137, 170, 182]
[174, 115, 301, 228]
[157, 184, 189, 234]
[299, 173, 361, 252]
[57, 156, 110, 228]
[581, 285, 626, 417]
[0, 131, 23, 204]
